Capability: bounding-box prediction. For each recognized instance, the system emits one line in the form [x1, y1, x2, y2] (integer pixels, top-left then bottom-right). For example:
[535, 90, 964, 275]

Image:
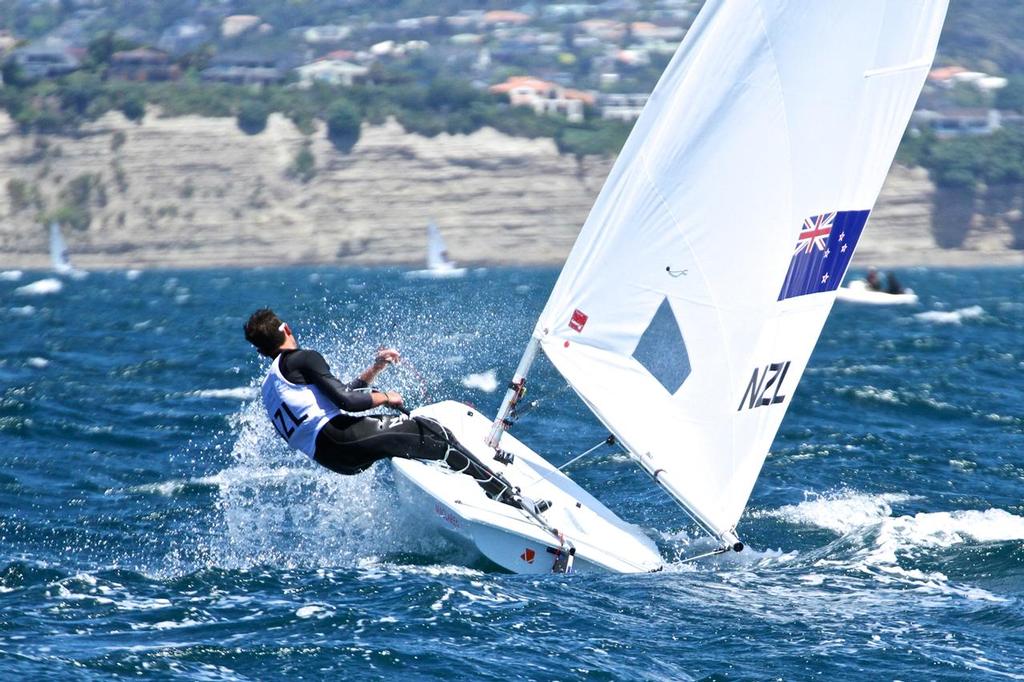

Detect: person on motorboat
[866, 267, 883, 292]
[885, 272, 905, 295]
[243, 308, 516, 503]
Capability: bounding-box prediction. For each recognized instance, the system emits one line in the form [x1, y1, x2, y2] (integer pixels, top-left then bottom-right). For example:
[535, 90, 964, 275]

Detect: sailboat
[50, 221, 86, 279]
[394, 0, 948, 574]
[405, 221, 467, 279]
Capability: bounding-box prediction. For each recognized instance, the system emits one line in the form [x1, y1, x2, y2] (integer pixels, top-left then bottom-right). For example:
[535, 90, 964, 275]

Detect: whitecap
[26, 357, 49, 369]
[125, 269, 142, 280]
[190, 387, 258, 400]
[460, 368, 498, 393]
[758, 490, 919, 534]
[296, 604, 330, 619]
[914, 305, 984, 325]
[9, 305, 35, 317]
[0, 270, 23, 281]
[15, 278, 63, 296]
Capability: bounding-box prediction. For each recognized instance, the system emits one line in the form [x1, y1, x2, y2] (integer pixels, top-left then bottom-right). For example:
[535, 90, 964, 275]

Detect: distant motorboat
[50, 222, 87, 279]
[405, 222, 467, 279]
[836, 279, 919, 305]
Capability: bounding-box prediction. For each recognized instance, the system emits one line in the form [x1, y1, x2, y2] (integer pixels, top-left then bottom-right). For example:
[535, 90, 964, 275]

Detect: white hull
[392, 401, 664, 574]
[836, 280, 918, 305]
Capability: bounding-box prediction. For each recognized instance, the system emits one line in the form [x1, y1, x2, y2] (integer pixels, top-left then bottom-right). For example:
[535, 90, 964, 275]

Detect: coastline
[1, 112, 1022, 271]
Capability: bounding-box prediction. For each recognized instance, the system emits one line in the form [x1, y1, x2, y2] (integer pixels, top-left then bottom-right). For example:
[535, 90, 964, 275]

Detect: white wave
[758, 491, 1021, 602]
[190, 387, 258, 400]
[761, 490, 919, 535]
[26, 357, 49, 369]
[0, 270, 23, 281]
[295, 604, 332, 619]
[15, 278, 63, 296]
[125, 269, 142, 280]
[107, 475, 222, 497]
[879, 508, 1024, 550]
[9, 305, 35, 317]
[914, 305, 984, 325]
[460, 368, 498, 393]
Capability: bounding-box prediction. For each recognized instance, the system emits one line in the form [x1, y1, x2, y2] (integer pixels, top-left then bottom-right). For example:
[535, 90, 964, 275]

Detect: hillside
[0, 111, 1022, 270]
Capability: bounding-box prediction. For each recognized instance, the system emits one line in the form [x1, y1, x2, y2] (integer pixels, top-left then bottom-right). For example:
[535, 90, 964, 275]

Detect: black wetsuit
[277, 349, 506, 497]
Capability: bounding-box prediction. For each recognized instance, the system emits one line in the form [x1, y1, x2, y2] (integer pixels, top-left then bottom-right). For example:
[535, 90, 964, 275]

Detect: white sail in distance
[426, 221, 452, 270]
[50, 221, 72, 275]
[532, 0, 948, 541]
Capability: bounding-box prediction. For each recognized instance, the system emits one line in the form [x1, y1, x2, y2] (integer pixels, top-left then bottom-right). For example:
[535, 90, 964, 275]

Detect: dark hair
[244, 308, 285, 357]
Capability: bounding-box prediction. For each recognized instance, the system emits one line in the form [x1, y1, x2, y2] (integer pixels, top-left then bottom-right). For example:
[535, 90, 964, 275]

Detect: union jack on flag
[794, 212, 835, 255]
[778, 210, 870, 301]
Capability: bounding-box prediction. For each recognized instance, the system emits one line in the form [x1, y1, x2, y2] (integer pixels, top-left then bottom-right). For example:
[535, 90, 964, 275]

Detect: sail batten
[530, 0, 948, 540]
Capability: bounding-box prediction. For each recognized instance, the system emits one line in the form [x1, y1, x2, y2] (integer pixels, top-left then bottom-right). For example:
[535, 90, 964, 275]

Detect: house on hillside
[222, 15, 262, 39]
[483, 10, 532, 27]
[158, 20, 209, 54]
[600, 93, 649, 122]
[108, 48, 180, 82]
[912, 108, 1002, 138]
[302, 25, 351, 44]
[8, 38, 80, 80]
[294, 58, 368, 87]
[201, 55, 284, 86]
[929, 66, 1008, 92]
[490, 75, 595, 123]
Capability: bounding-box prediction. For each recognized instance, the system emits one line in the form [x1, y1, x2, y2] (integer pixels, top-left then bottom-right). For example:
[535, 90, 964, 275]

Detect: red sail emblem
[520, 548, 535, 563]
[569, 309, 588, 333]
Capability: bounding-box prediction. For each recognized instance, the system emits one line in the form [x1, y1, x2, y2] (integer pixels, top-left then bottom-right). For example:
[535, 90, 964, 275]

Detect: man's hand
[384, 391, 404, 408]
[374, 348, 401, 369]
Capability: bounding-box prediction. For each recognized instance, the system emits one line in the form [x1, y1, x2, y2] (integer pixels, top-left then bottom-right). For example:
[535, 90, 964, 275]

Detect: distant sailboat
[406, 222, 467, 279]
[50, 221, 86, 279]
[391, 0, 949, 574]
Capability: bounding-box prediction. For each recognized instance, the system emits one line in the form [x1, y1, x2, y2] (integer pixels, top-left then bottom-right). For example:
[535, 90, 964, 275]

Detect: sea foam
[914, 305, 985, 325]
[15, 278, 63, 296]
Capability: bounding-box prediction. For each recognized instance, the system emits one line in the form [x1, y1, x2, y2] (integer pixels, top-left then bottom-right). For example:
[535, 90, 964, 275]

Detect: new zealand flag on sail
[777, 210, 870, 301]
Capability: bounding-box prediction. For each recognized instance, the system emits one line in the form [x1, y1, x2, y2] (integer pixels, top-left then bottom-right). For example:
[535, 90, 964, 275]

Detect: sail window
[631, 297, 690, 394]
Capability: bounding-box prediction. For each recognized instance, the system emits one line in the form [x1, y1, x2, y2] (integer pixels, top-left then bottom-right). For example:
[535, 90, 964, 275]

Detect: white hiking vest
[261, 354, 342, 458]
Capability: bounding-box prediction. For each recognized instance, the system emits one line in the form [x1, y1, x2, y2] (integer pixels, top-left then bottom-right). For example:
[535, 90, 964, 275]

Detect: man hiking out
[243, 308, 519, 505]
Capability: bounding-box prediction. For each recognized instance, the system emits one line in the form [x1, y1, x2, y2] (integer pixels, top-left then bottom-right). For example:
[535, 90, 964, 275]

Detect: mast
[486, 334, 541, 449]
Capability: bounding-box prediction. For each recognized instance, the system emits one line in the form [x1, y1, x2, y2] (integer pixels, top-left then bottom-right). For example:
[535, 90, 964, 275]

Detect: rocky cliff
[1, 110, 1021, 270]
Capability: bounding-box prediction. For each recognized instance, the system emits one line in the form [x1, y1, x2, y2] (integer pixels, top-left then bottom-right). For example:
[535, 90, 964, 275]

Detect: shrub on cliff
[237, 99, 270, 135]
[120, 94, 146, 122]
[288, 142, 316, 183]
[326, 100, 361, 151]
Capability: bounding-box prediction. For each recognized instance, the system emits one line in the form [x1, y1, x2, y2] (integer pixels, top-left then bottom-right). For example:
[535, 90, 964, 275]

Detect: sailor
[866, 267, 883, 292]
[243, 308, 512, 501]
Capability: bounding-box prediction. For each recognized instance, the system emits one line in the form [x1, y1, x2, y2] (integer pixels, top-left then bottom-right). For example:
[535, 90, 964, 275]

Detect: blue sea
[1, 266, 1022, 680]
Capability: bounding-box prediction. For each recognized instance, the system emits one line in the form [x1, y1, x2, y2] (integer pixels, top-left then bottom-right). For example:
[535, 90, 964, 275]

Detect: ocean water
[1, 266, 1022, 680]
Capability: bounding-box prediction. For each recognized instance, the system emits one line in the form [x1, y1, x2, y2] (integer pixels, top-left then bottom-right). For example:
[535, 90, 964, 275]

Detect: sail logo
[569, 309, 589, 332]
[778, 210, 870, 301]
[737, 361, 791, 411]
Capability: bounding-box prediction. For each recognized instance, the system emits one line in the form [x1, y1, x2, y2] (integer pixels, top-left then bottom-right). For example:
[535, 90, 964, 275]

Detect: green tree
[237, 99, 270, 134]
[120, 94, 145, 122]
[996, 76, 1024, 112]
[326, 99, 361, 151]
[86, 31, 137, 68]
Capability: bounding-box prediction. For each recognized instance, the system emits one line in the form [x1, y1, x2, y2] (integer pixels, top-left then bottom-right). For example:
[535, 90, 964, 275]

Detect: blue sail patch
[632, 297, 691, 394]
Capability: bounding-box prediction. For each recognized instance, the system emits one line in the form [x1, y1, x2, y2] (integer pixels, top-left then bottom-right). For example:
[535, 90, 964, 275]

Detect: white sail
[426, 221, 452, 270]
[50, 221, 73, 275]
[529, 0, 948, 541]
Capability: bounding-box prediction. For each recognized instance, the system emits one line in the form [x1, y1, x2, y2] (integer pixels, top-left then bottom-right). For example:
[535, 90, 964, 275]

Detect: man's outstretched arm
[291, 350, 400, 412]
